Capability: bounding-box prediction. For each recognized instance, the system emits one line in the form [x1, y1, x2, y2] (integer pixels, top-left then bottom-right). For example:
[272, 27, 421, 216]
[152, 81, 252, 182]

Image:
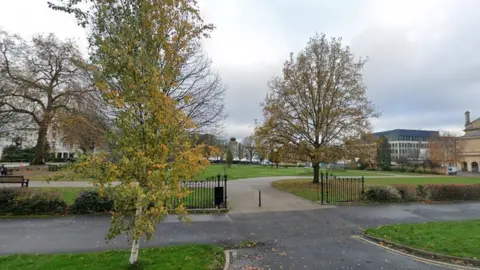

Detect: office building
[373, 129, 439, 160]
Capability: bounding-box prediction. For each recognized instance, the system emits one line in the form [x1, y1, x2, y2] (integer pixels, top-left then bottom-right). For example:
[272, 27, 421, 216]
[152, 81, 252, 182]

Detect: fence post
[361, 175, 365, 201]
[317, 171, 322, 203]
[224, 174, 228, 208]
[326, 174, 329, 203]
[258, 190, 261, 207]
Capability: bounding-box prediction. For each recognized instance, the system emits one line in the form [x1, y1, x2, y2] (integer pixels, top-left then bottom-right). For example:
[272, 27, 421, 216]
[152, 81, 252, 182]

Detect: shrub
[0, 188, 67, 215]
[394, 185, 417, 201]
[71, 190, 114, 214]
[416, 185, 428, 200]
[426, 184, 480, 201]
[365, 186, 401, 202]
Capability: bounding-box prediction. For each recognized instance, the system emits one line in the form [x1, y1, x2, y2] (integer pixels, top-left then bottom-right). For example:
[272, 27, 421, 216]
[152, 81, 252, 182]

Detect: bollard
[258, 190, 261, 207]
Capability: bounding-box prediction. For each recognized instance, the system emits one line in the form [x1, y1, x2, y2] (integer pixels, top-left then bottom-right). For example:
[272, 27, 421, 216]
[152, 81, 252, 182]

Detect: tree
[376, 136, 391, 169]
[0, 30, 95, 164]
[344, 133, 378, 169]
[51, 0, 213, 265]
[226, 148, 233, 168]
[427, 132, 462, 167]
[256, 33, 378, 183]
[242, 135, 256, 162]
[237, 142, 244, 160]
[268, 147, 283, 168]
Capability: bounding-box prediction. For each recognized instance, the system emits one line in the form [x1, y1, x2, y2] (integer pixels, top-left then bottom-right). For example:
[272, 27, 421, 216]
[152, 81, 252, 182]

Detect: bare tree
[427, 132, 463, 167]
[256, 33, 379, 183]
[242, 135, 256, 161]
[0, 30, 95, 164]
[166, 47, 226, 133]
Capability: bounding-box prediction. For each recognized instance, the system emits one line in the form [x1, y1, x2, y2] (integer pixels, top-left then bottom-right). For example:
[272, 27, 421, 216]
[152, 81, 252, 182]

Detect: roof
[373, 129, 439, 137]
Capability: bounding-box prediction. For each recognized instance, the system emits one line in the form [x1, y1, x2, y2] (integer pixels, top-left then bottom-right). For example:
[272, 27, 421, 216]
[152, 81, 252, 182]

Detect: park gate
[318, 172, 364, 204]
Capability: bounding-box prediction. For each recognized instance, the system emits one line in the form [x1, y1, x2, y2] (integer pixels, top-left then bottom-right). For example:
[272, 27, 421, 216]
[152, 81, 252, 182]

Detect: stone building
[457, 111, 480, 172]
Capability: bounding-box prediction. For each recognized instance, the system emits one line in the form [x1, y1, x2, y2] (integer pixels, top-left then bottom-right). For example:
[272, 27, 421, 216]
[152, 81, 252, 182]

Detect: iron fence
[317, 172, 365, 204]
[168, 174, 228, 210]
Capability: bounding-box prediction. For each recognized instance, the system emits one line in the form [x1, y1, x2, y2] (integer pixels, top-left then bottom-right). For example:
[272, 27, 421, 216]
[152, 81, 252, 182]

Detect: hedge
[0, 188, 67, 215]
[365, 184, 480, 203]
[70, 190, 114, 214]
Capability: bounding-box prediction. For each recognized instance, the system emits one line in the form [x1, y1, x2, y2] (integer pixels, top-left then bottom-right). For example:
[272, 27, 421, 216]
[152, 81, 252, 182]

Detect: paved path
[1, 176, 480, 269]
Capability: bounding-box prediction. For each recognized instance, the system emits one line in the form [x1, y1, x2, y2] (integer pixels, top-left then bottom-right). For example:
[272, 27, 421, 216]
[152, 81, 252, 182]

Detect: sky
[1, 0, 479, 140]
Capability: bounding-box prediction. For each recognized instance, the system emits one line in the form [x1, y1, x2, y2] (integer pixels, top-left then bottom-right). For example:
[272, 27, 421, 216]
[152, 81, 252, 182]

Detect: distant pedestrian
[0, 165, 6, 176]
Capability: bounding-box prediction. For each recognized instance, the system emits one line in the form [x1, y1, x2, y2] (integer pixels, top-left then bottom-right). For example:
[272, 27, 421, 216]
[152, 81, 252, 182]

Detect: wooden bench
[0, 176, 30, 187]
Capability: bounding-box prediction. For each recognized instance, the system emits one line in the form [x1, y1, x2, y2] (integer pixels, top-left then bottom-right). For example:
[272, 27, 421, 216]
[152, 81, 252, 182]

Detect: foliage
[376, 136, 391, 170]
[365, 186, 401, 202]
[365, 220, 480, 259]
[242, 135, 256, 161]
[0, 188, 67, 215]
[394, 185, 418, 201]
[0, 30, 97, 164]
[70, 190, 114, 214]
[0, 244, 226, 270]
[256, 33, 379, 183]
[426, 184, 480, 201]
[51, 0, 214, 265]
[0, 145, 35, 162]
[226, 149, 233, 167]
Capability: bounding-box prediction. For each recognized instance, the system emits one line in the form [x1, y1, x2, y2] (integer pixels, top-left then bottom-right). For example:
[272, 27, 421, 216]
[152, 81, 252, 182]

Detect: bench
[0, 176, 30, 187]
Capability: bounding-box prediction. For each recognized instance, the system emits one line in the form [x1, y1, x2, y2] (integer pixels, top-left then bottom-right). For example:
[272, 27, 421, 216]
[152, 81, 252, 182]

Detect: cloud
[2, 0, 480, 140]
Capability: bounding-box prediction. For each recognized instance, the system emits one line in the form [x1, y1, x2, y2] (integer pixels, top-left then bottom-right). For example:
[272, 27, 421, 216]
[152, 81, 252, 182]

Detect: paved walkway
[1, 176, 479, 269]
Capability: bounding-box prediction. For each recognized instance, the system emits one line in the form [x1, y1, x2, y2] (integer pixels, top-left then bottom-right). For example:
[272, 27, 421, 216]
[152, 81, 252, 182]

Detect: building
[456, 111, 480, 172]
[373, 129, 439, 160]
[0, 130, 78, 161]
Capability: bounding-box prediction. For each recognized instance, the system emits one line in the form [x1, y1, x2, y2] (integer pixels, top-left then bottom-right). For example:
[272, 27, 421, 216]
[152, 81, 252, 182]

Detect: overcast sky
[1, 0, 479, 140]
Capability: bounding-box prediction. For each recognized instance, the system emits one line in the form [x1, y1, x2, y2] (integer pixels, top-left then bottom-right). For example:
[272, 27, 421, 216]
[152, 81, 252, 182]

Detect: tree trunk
[32, 122, 49, 165]
[312, 162, 320, 183]
[129, 206, 143, 265]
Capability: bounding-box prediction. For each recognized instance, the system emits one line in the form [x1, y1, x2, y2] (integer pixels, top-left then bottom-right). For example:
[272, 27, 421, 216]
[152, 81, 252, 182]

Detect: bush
[0, 188, 67, 215]
[394, 185, 417, 201]
[426, 184, 480, 201]
[416, 185, 428, 200]
[365, 186, 401, 202]
[71, 190, 114, 214]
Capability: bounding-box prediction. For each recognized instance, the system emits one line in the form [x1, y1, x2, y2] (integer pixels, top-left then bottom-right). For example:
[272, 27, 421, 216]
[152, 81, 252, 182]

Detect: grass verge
[0, 244, 225, 270]
[364, 220, 480, 259]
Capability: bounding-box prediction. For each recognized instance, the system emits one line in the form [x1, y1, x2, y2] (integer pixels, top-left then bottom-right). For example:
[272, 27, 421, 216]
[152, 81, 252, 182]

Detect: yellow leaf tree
[256, 33, 379, 183]
[51, 0, 213, 265]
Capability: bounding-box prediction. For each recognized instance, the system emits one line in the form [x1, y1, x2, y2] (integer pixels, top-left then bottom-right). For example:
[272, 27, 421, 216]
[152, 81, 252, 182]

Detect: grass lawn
[364, 220, 480, 259]
[0, 244, 224, 270]
[195, 164, 393, 180]
[272, 176, 480, 202]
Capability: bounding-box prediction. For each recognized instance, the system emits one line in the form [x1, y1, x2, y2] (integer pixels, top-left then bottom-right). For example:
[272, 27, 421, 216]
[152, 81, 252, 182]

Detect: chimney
[465, 111, 471, 126]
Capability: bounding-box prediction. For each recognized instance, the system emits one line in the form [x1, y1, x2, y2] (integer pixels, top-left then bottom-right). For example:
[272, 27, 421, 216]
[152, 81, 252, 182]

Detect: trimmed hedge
[365, 184, 480, 203]
[70, 190, 114, 214]
[0, 188, 67, 215]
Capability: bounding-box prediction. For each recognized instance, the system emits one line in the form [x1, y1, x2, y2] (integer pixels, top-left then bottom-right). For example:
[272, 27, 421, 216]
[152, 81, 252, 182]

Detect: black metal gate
[170, 174, 228, 209]
[319, 172, 364, 203]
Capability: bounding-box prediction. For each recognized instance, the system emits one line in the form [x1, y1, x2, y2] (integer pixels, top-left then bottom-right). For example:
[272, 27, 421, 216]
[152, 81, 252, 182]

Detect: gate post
[224, 174, 228, 208]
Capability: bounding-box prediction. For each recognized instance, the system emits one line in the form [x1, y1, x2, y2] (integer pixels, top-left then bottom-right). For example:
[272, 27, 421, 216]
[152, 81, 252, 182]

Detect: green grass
[0, 244, 224, 270]
[195, 164, 393, 180]
[272, 176, 480, 202]
[364, 220, 480, 259]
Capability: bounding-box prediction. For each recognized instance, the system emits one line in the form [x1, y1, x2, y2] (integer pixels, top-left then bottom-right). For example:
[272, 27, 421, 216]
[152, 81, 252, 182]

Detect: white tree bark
[129, 206, 143, 265]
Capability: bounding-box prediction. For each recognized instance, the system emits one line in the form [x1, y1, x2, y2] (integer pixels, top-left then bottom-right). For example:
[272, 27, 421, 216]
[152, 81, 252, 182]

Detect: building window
[57, 153, 62, 159]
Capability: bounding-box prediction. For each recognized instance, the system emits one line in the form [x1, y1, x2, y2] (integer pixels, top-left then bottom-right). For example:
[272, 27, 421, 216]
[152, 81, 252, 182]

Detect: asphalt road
[1, 176, 480, 269]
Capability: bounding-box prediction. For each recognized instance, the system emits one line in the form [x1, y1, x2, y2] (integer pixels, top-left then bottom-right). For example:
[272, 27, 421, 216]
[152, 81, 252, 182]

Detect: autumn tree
[0, 30, 95, 164]
[268, 147, 283, 168]
[427, 132, 462, 167]
[51, 0, 213, 265]
[344, 133, 378, 168]
[257, 33, 378, 183]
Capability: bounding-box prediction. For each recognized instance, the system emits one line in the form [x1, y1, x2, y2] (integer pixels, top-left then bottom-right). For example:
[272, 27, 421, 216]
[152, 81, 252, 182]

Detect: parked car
[447, 166, 457, 175]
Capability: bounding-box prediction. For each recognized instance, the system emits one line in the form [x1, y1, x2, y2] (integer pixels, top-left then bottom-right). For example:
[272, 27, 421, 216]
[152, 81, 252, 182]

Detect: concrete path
[1, 176, 479, 269]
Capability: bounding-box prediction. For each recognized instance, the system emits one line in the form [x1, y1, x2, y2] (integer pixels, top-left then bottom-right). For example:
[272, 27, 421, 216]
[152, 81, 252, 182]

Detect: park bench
[0, 176, 29, 187]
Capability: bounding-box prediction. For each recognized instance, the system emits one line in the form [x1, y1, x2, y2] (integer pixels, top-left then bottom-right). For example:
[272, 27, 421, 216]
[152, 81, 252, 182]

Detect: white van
[447, 166, 457, 175]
